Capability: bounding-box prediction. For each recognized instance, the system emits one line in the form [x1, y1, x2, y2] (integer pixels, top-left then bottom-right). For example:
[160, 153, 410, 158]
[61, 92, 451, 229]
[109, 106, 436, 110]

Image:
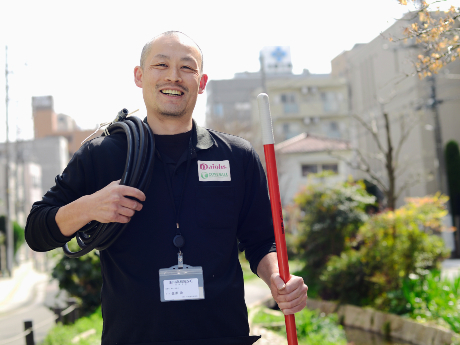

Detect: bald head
[140, 31, 203, 73]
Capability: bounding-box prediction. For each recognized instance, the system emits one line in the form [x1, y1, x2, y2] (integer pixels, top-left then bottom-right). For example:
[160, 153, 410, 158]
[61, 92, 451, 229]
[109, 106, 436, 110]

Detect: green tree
[445, 140, 460, 215]
[289, 179, 375, 278]
[445, 140, 460, 257]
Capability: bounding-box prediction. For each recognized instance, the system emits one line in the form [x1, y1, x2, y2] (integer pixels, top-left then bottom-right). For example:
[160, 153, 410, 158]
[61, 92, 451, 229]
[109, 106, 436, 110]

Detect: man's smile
[160, 89, 184, 96]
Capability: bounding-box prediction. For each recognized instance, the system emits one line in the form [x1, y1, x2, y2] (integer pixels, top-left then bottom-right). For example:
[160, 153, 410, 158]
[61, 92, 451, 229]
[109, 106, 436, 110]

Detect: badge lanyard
[160, 138, 193, 268]
[158, 138, 205, 302]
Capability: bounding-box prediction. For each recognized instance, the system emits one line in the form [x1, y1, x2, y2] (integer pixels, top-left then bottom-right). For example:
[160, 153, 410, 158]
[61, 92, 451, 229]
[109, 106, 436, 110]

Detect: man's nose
[165, 67, 182, 83]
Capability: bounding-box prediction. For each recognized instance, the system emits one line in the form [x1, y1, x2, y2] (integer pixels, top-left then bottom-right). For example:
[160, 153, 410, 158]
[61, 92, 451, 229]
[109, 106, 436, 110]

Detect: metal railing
[0, 304, 77, 345]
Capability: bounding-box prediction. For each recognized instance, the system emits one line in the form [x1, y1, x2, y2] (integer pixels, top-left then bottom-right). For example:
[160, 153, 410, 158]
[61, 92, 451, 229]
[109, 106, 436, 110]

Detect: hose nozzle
[113, 108, 129, 123]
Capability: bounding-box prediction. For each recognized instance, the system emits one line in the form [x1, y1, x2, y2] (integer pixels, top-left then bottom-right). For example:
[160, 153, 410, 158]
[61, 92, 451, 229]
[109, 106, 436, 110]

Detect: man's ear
[134, 66, 143, 88]
[198, 74, 208, 94]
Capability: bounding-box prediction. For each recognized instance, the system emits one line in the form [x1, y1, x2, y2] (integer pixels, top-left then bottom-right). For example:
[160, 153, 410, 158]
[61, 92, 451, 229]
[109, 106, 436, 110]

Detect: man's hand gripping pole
[257, 93, 298, 345]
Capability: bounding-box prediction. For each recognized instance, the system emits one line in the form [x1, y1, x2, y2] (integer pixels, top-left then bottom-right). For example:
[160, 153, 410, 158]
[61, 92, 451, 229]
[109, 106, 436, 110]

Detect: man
[25, 31, 308, 345]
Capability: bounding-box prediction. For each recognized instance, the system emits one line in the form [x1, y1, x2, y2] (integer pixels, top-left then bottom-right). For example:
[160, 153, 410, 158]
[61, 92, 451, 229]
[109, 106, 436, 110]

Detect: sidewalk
[244, 278, 272, 308]
[0, 260, 50, 316]
[244, 278, 287, 345]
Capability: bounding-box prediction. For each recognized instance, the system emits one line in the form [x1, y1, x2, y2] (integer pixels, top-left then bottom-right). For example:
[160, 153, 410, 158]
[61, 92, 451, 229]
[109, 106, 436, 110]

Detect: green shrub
[43, 306, 103, 345]
[0, 216, 25, 255]
[13, 221, 24, 255]
[320, 195, 451, 307]
[287, 179, 375, 279]
[52, 239, 102, 315]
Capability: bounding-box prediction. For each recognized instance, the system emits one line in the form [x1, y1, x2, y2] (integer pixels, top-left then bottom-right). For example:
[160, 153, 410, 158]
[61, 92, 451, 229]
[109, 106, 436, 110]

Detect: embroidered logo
[198, 160, 231, 181]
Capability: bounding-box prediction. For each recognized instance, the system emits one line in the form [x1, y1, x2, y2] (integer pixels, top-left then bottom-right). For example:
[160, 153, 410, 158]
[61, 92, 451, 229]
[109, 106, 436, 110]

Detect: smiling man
[25, 31, 308, 345]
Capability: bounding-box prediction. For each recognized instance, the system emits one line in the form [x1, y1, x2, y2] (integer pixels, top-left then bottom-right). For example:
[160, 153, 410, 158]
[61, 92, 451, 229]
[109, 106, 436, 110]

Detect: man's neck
[146, 114, 193, 135]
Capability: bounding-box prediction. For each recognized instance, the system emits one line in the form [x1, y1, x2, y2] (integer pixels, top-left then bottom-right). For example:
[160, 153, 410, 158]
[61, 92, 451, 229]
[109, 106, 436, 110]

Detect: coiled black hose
[63, 109, 155, 258]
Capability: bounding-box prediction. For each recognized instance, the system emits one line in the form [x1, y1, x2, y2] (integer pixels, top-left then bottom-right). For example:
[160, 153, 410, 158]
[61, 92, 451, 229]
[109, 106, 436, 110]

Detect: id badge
[159, 255, 205, 302]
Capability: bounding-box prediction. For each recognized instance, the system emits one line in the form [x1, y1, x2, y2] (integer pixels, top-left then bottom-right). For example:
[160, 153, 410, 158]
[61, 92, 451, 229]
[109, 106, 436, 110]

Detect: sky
[0, 0, 458, 142]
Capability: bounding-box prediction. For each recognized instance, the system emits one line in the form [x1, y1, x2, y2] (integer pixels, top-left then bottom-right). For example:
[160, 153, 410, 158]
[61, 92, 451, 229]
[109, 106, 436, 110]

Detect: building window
[282, 122, 301, 140]
[281, 93, 298, 114]
[301, 164, 318, 176]
[322, 164, 338, 174]
[321, 92, 339, 113]
[326, 121, 341, 139]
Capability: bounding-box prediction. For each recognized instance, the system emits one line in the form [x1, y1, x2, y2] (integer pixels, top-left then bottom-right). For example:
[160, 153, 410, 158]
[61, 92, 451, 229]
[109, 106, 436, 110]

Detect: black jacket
[25, 120, 276, 345]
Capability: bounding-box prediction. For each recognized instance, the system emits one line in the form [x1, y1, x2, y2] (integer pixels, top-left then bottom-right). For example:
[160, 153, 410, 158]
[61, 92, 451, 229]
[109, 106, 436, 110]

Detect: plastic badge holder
[159, 265, 205, 302]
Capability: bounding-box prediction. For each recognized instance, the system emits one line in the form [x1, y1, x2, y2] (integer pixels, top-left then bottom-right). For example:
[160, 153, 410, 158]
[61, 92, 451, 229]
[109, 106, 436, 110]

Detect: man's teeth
[161, 89, 182, 96]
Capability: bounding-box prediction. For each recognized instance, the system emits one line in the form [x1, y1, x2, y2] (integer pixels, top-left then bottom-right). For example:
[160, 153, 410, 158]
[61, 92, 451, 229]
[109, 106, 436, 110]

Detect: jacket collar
[193, 119, 216, 151]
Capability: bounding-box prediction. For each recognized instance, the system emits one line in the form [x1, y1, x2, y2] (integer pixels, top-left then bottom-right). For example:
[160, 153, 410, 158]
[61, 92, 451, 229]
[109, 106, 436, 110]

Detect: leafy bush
[320, 195, 451, 307]
[287, 179, 375, 278]
[13, 221, 25, 255]
[43, 306, 102, 345]
[388, 270, 460, 333]
[52, 239, 102, 315]
[0, 215, 25, 255]
[252, 307, 347, 345]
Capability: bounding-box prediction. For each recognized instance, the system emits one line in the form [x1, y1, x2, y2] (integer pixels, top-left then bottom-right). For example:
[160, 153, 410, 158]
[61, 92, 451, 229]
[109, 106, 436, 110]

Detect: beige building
[248, 74, 352, 204]
[331, 15, 460, 208]
[33, 96, 101, 157]
[251, 75, 350, 146]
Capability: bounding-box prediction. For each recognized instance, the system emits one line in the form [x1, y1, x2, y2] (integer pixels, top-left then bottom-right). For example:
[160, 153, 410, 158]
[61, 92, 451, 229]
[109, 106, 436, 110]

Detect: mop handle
[257, 93, 298, 345]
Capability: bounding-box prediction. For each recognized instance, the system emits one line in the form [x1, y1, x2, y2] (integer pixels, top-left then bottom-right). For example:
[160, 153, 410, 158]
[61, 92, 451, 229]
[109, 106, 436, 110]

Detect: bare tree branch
[395, 174, 423, 200]
[329, 149, 388, 193]
[394, 157, 417, 177]
[352, 114, 387, 155]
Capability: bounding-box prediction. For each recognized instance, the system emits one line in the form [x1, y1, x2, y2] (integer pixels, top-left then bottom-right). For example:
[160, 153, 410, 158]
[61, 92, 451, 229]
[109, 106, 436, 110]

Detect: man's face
[134, 35, 207, 119]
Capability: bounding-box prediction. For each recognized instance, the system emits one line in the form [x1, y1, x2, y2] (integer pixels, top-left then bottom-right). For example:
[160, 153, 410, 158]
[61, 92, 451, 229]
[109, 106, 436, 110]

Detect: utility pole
[428, 75, 448, 196]
[4, 46, 13, 277]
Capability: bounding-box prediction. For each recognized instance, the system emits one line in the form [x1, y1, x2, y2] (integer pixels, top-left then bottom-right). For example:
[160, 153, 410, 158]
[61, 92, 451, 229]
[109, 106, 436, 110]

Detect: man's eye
[156, 63, 167, 67]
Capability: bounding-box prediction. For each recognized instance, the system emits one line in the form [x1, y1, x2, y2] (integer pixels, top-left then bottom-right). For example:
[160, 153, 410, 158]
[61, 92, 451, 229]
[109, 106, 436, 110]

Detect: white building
[275, 133, 352, 204]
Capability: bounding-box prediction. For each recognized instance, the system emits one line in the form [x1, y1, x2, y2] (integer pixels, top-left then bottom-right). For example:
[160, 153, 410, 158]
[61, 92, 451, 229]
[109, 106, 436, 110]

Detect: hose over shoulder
[63, 112, 155, 258]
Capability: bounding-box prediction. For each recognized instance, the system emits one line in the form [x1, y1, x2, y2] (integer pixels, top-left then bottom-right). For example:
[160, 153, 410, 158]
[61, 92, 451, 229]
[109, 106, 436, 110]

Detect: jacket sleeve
[237, 146, 276, 275]
[25, 142, 94, 252]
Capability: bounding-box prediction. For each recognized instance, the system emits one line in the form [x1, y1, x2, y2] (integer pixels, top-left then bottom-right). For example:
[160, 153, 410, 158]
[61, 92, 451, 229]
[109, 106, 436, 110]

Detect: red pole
[258, 93, 298, 345]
